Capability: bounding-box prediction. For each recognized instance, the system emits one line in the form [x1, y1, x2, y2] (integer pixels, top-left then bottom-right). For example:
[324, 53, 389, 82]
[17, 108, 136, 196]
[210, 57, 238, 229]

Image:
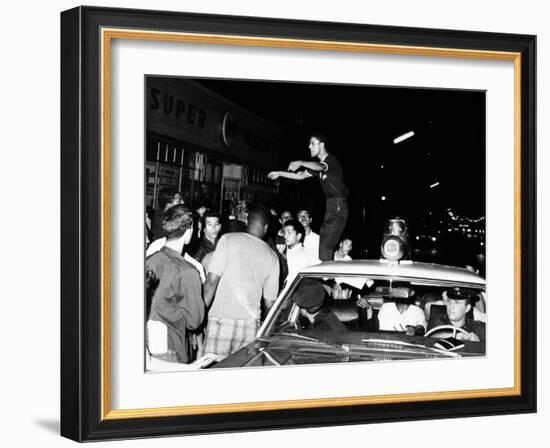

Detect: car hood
[210, 331, 484, 369]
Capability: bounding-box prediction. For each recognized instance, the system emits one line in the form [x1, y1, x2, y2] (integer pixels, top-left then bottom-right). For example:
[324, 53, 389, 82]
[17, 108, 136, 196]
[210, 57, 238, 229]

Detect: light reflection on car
[208, 260, 486, 369]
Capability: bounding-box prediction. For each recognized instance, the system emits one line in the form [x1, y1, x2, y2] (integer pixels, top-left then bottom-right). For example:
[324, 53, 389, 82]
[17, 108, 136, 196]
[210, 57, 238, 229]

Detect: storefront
[146, 77, 283, 214]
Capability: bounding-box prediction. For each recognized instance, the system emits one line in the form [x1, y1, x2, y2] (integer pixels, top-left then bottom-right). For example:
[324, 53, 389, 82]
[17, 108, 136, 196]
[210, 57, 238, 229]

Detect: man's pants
[203, 317, 260, 361]
[319, 197, 349, 261]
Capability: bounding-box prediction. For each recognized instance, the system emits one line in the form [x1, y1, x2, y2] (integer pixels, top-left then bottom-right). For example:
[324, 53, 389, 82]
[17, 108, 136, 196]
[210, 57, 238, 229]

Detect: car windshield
[263, 273, 486, 353]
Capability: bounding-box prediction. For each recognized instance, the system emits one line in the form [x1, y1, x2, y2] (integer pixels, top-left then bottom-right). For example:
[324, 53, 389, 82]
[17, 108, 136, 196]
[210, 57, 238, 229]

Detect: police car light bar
[381, 217, 410, 262]
[381, 236, 407, 261]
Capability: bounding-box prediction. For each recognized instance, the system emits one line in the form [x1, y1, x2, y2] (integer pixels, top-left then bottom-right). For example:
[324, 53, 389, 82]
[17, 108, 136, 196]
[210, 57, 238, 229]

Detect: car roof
[299, 259, 485, 286]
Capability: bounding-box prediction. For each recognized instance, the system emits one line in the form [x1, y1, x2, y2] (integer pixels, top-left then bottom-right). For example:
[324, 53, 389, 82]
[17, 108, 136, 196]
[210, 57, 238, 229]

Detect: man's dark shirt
[316, 154, 349, 198]
[311, 307, 347, 333]
[145, 246, 205, 363]
[461, 318, 486, 341]
[192, 236, 216, 263]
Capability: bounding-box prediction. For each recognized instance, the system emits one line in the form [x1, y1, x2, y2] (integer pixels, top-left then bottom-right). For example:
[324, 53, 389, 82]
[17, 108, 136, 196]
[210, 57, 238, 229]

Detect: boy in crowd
[297, 208, 320, 260]
[192, 210, 222, 263]
[281, 219, 320, 280]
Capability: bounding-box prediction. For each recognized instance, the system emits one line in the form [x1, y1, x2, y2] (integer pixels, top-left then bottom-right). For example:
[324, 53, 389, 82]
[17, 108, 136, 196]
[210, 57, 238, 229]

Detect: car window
[266, 274, 486, 339]
[271, 291, 297, 330]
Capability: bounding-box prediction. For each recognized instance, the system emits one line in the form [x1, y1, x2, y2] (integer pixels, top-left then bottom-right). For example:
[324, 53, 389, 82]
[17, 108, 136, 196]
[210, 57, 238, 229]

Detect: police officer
[292, 279, 346, 333]
[427, 287, 486, 342]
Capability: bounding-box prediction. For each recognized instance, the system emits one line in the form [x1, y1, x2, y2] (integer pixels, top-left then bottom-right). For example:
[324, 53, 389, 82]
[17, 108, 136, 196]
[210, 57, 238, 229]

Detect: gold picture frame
[61, 6, 536, 441]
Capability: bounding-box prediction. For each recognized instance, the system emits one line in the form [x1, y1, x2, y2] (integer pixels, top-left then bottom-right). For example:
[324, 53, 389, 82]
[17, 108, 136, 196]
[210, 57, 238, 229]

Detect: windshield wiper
[360, 338, 461, 357]
[265, 332, 321, 342]
[266, 332, 353, 352]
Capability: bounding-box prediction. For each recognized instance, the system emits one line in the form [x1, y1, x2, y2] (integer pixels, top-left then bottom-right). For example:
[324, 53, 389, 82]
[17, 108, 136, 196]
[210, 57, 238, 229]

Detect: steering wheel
[425, 325, 470, 339]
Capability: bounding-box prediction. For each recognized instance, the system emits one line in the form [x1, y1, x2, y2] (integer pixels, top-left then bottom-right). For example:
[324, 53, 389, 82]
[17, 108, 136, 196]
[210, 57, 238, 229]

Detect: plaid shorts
[204, 317, 260, 361]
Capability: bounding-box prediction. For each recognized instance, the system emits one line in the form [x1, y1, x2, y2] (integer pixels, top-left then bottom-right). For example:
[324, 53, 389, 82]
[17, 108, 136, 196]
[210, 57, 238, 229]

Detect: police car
[210, 218, 486, 369]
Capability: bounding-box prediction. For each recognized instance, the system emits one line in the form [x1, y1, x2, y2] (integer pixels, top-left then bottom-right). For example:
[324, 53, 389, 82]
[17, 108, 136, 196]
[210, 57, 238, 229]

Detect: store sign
[149, 87, 207, 129]
[147, 78, 281, 169]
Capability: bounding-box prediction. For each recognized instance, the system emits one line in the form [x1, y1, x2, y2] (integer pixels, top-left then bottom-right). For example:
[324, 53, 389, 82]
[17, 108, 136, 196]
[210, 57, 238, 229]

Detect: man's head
[246, 203, 272, 239]
[444, 288, 474, 325]
[158, 189, 183, 212]
[308, 132, 328, 158]
[161, 204, 193, 244]
[279, 210, 293, 225]
[203, 211, 221, 242]
[293, 278, 326, 315]
[282, 219, 305, 249]
[338, 237, 353, 255]
[297, 208, 313, 232]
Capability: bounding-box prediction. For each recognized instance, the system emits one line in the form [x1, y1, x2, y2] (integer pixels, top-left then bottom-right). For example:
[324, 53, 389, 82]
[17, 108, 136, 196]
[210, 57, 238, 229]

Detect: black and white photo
[144, 77, 488, 371]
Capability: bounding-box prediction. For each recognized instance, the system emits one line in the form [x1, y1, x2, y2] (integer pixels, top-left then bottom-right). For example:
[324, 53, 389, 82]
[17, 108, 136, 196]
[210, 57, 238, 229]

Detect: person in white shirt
[377, 301, 427, 334]
[282, 219, 320, 280]
[357, 290, 427, 336]
[276, 209, 294, 253]
[297, 208, 320, 260]
[334, 237, 353, 261]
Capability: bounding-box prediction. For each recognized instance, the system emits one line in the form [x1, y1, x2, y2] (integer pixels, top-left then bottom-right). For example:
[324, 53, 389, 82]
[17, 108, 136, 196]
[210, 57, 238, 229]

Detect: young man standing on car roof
[268, 133, 349, 262]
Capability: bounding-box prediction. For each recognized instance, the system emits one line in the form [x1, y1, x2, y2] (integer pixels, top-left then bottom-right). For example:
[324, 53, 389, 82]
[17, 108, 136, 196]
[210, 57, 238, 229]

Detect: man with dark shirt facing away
[145, 205, 205, 364]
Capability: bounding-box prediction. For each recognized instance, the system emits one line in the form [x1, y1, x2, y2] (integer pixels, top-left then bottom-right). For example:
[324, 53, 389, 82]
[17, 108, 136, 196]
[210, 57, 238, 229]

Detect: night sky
[196, 77, 486, 220]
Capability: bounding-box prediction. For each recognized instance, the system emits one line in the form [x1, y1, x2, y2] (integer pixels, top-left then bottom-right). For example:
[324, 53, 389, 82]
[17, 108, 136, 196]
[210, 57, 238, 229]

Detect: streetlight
[393, 130, 415, 144]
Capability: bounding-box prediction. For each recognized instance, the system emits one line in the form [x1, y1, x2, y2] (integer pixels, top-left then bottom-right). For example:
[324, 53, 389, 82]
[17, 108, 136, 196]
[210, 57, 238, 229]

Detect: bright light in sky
[393, 131, 415, 144]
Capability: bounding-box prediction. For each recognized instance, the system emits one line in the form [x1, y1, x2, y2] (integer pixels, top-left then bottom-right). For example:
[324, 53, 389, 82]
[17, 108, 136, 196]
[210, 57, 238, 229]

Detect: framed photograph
[61, 6, 536, 442]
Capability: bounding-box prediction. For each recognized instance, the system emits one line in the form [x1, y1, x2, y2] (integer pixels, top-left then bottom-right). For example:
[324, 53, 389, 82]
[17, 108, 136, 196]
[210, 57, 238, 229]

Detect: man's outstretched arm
[268, 170, 312, 181]
[288, 160, 327, 172]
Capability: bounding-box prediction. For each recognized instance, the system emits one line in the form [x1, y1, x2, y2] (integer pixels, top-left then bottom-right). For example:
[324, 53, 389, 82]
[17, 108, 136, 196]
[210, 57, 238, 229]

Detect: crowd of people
[145, 132, 358, 366]
[144, 189, 355, 366]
